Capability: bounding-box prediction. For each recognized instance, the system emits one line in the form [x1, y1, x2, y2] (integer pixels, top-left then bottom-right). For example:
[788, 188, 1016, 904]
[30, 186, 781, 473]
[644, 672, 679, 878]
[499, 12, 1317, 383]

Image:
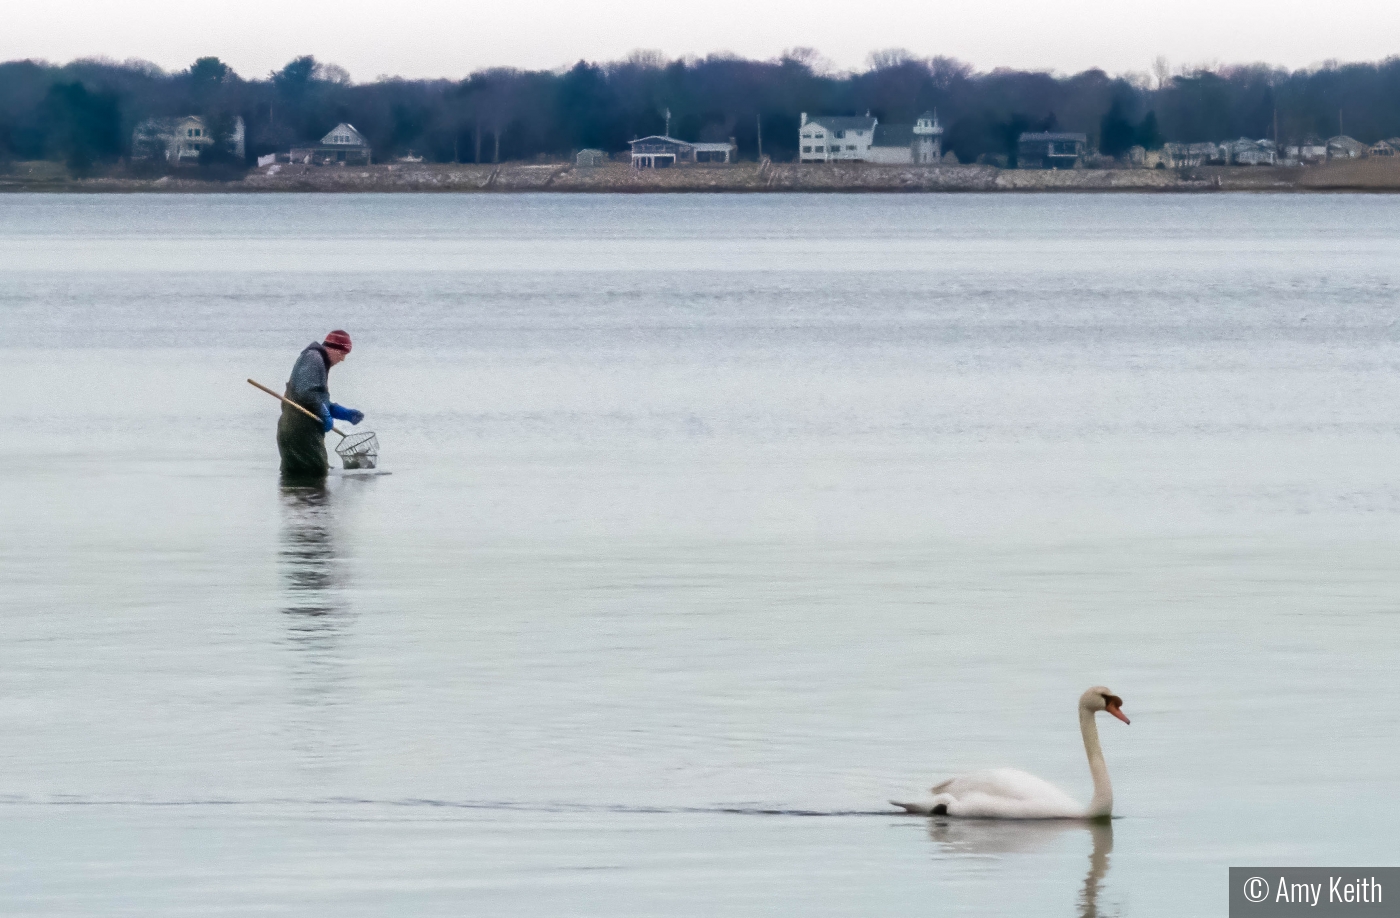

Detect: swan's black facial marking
[931, 803, 948, 815]
[1101, 693, 1130, 724]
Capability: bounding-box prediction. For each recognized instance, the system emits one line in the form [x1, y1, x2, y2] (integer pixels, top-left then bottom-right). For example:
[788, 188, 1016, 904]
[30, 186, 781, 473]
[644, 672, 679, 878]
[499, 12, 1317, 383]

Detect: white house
[132, 115, 245, 163]
[799, 113, 877, 162]
[801, 112, 941, 164]
[1284, 136, 1328, 163]
[1224, 138, 1277, 165]
[1162, 142, 1221, 167]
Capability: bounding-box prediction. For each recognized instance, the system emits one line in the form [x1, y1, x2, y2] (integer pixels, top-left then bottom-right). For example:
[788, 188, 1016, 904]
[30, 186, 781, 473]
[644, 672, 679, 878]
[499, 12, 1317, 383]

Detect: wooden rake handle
[247, 378, 347, 438]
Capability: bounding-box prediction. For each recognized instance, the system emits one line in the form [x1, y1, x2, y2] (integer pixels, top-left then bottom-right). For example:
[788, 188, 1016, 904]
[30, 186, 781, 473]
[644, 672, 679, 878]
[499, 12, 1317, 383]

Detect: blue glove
[329, 403, 364, 425]
[320, 407, 334, 433]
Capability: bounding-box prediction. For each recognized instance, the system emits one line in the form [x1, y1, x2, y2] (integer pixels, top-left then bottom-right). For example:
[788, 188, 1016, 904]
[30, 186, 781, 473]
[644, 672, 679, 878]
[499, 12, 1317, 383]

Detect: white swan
[891, 686, 1130, 819]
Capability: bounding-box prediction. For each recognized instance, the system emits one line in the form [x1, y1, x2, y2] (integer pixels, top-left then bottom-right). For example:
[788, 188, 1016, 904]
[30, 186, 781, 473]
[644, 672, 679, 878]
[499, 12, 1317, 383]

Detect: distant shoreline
[5, 160, 1400, 194]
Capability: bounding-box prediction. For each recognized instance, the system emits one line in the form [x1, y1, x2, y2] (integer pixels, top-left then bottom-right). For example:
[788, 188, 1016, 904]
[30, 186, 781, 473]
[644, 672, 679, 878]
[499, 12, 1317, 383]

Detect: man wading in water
[277, 330, 365, 478]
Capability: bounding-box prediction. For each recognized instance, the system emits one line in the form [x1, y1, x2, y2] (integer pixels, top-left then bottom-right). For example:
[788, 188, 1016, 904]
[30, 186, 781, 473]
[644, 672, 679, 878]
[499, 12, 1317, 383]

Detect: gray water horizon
[2, 192, 1398, 916]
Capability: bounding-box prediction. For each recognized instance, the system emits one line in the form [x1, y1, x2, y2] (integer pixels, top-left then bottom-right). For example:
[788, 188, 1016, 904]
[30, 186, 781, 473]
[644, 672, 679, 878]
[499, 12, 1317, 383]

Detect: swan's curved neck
[1080, 706, 1113, 818]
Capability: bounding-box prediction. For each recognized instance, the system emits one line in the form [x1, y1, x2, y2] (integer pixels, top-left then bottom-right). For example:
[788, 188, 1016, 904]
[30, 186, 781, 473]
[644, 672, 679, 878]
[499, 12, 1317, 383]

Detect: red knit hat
[323, 330, 352, 353]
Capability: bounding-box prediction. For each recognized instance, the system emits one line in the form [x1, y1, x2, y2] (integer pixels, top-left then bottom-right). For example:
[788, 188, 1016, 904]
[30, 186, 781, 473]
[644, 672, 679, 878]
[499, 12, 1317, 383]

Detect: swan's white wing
[895, 768, 1085, 819]
[945, 789, 1084, 819]
[935, 768, 1074, 803]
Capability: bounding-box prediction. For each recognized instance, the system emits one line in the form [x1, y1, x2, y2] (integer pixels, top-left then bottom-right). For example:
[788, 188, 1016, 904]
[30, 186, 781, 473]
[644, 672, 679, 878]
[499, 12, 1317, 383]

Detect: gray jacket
[287, 342, 332, 422]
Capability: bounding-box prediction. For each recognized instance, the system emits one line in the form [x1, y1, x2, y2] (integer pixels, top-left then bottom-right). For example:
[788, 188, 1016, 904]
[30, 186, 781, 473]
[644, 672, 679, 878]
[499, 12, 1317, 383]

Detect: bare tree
[867, 48, 916, 71]
[1152, 56, 1172, 91]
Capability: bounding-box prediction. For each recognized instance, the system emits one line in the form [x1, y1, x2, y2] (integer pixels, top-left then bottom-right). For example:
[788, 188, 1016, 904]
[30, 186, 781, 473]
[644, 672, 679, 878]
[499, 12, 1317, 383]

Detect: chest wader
[276, 387, 329, 479]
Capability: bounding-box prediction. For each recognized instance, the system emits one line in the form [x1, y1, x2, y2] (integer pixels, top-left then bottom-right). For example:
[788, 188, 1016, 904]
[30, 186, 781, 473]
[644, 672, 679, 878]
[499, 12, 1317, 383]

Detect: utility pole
[756, 114, 763, 160]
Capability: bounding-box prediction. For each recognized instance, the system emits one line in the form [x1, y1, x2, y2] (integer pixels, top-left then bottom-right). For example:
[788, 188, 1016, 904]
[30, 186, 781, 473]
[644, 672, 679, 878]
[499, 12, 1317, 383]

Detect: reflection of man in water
[277, 330, 365, 479]
[278, 482, 352, 754]
[279, 483, 338, 615]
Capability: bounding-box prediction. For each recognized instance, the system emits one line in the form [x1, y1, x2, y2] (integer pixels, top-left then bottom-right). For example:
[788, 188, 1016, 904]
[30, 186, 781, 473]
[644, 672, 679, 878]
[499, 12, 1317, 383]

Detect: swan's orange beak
[1106, 699, 1130, 725]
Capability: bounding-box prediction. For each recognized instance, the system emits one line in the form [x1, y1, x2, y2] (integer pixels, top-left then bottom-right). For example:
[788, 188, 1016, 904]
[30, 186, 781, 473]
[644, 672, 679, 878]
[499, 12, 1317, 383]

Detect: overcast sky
[7, 0, 1399, 80]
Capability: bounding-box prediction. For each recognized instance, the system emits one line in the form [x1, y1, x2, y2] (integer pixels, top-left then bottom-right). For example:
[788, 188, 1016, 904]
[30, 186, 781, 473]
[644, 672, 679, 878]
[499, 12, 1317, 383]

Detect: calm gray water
[2, 193, 1398, 916]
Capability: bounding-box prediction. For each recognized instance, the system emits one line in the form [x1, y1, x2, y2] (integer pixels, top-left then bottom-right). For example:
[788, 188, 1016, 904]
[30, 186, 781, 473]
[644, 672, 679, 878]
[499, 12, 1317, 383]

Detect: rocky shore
[4, 158, 1400, 193]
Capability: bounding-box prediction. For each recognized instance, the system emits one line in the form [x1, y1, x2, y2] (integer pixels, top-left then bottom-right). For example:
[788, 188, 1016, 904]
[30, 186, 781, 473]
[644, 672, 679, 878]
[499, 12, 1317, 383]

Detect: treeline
[3, 50, 1400, 170]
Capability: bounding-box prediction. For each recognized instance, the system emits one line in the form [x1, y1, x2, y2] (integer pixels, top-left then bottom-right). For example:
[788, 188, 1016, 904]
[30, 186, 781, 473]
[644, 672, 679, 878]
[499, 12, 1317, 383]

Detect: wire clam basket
[335, 431, 379, 470]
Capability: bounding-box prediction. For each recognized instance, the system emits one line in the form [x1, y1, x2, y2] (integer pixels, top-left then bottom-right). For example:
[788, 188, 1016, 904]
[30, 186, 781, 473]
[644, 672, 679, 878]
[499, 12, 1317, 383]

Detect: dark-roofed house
[868, 123, 914, 163]
[629, 135, 736, 168]
[865, 113, 944, 164]
[799, 113, 878, 162]
[1018, 132, 1088, 169]
[290, 123, 372, 165]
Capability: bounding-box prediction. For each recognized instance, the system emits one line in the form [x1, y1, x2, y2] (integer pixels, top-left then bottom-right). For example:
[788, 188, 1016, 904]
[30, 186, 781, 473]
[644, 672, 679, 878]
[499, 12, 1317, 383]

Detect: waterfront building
[290, 123, 372, 165]
[1017, 132, 1088, 169]
[1284, 136, 1328, 164]
[867, 123, 913, 163]
[1162, 142, 1220, 167]
[799, 111, 941, 164]
[912, 113, 943, 164]
[798, 114, 877, 162]
[132, 115, 245, 163]
[576, 149, 608, 167]
[1127, 145, 1171, 168]
[628, 135, 735, 168]
[865, 113, 944, 164]
[1326, 135, 1367, 160]
[1224, 138, 1277, 165]
[1368, 140, 1397, 157]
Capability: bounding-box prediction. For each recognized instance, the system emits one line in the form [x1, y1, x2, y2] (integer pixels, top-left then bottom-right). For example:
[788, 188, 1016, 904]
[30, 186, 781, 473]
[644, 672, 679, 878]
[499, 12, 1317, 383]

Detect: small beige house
[290, 123, 372, 165]
[1327, 135, 1367, 160]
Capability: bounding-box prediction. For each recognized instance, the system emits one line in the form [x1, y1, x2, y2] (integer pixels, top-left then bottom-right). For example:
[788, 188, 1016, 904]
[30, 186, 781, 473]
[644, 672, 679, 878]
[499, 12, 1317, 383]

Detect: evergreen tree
[1099, 100, 1137, 157]
[1137, 111, 1164, 150]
